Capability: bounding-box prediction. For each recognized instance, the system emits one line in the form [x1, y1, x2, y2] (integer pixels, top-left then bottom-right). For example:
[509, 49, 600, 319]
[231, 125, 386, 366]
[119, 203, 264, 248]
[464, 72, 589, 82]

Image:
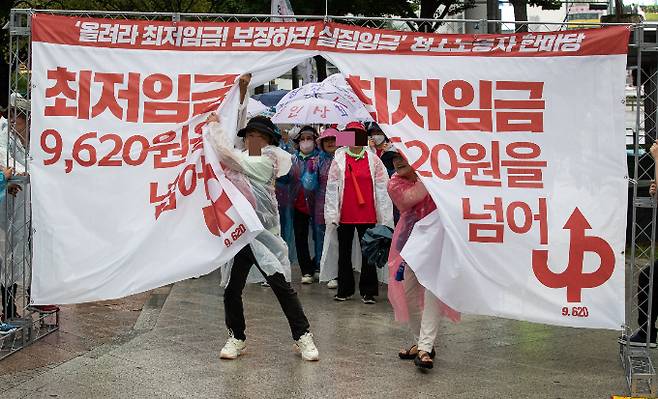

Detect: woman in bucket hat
[205, 75, 319, 362]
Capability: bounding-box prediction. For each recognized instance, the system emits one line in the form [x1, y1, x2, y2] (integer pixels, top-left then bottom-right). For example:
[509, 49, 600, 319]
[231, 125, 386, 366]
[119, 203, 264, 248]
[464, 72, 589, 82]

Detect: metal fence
[623, 23, 658, 397]
[3, 8, 656, 396]
[1, 9, 59, 362]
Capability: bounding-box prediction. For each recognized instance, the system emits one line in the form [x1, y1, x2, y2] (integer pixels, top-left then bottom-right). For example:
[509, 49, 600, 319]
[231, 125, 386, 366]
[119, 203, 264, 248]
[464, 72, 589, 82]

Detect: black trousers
[337, 223, 377, 298]
[223, 245, 310, 341]
[638, 261, 658, 336]
[293, 209, 315, 276]
[1, 284, 17, 321]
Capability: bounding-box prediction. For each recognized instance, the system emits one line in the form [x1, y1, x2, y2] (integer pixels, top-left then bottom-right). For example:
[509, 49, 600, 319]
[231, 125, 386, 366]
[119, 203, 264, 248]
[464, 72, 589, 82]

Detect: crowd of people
[204, 74, 459, 369]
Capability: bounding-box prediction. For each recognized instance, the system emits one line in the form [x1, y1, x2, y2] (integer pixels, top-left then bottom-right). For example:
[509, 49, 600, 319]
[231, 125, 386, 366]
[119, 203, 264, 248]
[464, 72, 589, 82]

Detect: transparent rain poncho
[274, 135, 297, 263]
[310, 151, 334, 226]
[289, 148, 319, 216]
[207, 121, 294, 285]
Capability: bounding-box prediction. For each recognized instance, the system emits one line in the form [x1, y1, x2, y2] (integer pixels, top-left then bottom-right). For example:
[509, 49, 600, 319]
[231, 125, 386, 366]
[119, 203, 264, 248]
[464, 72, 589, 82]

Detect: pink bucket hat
[316, 128, 339, 144]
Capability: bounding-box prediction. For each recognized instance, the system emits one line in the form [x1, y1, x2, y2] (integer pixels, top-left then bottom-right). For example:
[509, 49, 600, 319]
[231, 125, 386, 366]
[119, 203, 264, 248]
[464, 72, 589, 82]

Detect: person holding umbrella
[320, 122, 393, 304]
[289, 126, 321, 284]
[309, 128, 339, 288]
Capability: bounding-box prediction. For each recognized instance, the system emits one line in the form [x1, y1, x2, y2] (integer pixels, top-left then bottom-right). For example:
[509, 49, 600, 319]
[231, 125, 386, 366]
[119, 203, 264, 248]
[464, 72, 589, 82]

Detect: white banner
[30, 17, 311, 304]
[29, 15, 630, 329]
[326, 34, 629, 329]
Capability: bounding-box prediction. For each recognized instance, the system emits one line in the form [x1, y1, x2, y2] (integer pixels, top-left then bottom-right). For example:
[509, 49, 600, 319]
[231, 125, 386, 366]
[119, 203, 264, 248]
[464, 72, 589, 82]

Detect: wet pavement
[0, 270, 642, 398]
[0, 290, 152, 389]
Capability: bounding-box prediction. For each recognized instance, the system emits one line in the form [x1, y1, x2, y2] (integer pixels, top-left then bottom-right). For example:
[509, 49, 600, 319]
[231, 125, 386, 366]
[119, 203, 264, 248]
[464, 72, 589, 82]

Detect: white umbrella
[276, 82, 372, 122]
[247, 98, 269, 118]
[276, 82, 343, 108]
[271, 98, 357, 125]
[323, 73, 349, 88]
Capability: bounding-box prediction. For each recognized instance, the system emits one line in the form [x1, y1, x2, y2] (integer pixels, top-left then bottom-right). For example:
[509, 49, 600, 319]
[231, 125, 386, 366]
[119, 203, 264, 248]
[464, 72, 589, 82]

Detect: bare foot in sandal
[399, 344, 418, 359]
[414, 350, 434, 369]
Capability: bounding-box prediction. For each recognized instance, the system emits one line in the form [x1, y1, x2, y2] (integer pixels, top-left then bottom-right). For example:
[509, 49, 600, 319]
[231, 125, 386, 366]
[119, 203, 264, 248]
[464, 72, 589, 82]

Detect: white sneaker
[301, 275, 314, 284]
[313, 272, 320, 281]
[220, 337, 246, 359]
[327, 279, 338, 289]
[295, 332, 319, 361]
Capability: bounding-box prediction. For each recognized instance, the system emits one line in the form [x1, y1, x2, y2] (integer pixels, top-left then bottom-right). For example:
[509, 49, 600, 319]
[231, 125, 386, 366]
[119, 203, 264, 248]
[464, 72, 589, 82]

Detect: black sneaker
[618, 329, 657, 348]
[362, 296, 376, 304]
[334, 294, 352, 302]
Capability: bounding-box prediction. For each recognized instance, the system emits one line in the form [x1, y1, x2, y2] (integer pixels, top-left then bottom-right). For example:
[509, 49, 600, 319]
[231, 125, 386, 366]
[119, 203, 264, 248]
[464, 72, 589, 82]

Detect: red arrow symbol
[532, 207, 615, 302]
[202, 191, 235, 236]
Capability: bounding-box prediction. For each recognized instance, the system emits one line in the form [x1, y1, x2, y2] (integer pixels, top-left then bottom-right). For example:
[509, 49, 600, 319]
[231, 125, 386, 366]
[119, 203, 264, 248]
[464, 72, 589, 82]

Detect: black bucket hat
[237, 116, 281, 145]
[294, 125, 319, 142]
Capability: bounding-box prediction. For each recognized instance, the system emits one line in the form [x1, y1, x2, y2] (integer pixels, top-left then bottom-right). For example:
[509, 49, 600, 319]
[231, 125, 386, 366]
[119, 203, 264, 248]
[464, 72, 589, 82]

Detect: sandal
[398, 344, 419, 359]
[414, 350, 434, 369]
[399, 345, 436, 360]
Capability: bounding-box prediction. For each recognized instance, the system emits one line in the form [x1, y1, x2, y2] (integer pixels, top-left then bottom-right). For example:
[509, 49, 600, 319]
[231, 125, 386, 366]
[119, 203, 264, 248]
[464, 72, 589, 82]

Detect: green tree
[292, 0, 474, 32]
[60, 0, 269, 13]
[403, 0, 477, 32]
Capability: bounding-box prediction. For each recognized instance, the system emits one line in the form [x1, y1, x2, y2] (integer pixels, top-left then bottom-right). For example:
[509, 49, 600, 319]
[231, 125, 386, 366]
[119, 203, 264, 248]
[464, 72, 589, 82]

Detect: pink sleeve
[387, 176, 429, 212]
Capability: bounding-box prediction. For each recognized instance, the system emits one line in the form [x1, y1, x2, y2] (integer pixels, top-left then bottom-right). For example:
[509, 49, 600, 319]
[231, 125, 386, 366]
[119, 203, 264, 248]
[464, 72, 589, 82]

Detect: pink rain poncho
[386, 174, 460, 323]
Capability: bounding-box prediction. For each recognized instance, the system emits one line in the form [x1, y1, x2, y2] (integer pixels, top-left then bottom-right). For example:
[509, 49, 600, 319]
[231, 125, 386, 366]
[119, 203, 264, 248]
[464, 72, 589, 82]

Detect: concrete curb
[133, 285, 173, 332]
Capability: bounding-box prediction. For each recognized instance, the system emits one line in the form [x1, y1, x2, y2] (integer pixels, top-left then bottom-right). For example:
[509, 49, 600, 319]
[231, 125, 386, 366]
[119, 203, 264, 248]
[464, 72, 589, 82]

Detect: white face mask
[299, 140, 315, 154]
[372, 135, 386, 146]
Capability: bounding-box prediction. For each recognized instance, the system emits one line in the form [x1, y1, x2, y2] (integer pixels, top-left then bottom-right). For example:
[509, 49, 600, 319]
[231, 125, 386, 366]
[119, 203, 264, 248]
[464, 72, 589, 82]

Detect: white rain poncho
[206, 121, 293, 285]
[319, 147, 394, 283]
